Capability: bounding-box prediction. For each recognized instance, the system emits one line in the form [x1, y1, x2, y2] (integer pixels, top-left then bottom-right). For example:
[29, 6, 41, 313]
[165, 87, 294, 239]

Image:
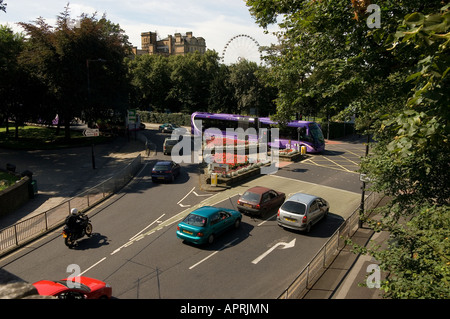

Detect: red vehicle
[32, 276, 112, 299]
[237, 186, 286, 216]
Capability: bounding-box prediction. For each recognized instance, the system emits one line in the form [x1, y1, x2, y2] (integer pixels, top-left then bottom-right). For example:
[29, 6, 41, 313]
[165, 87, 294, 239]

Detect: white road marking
[257, 213, 278, 227]
[80, 257, 106, 276]
[189, 238, 239, 270]
[193, 191, 212, 197]
[177, 187, 195, 207]
[111, 214, 166, 255]
[252, 238, 296, 265]
[129, 213, 166, 241]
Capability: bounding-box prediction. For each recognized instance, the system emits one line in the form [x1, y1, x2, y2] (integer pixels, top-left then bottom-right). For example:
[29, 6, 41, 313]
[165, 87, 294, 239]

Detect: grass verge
[0, 171, 21, 192]
[0, 125, 112, 150]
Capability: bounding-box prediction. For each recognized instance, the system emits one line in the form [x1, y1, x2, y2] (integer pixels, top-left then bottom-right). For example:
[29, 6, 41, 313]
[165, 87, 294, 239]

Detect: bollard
[301, 145, 307, 155]
[211, 173, 218, 187]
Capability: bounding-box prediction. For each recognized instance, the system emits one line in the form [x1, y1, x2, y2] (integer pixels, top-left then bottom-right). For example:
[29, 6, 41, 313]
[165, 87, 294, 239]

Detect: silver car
[277, 193, 329, 232]
[163, 138, 179, 155]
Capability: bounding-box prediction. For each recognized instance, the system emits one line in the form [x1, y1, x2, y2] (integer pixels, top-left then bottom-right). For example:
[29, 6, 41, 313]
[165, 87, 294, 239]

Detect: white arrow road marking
[177, 187, 195, 207]
[251, 238, 296, 265]
[193, 191, 212, 197]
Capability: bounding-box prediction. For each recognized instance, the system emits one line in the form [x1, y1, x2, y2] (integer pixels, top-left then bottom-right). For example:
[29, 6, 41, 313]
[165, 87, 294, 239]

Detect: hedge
[137, 111, 191, 126]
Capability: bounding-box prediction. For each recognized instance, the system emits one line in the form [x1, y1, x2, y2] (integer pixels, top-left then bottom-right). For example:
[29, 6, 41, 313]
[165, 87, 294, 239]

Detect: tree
[246, 0, 449, 298]
[18, 5, 131, 139]
[167, 51, 220, 113]
[228, 60, 276, 116]
[207, 63, 236, 114]
[0, 25, 27, 136]
[359, 5, 449, 298]
[128, 54, 171, 112]
[0, 0, 6, 13]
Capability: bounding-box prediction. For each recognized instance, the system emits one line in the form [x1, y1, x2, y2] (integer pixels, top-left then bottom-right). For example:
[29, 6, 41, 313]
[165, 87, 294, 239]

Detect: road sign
[83, 129, 99, 137]
[128, 109, 137, 123]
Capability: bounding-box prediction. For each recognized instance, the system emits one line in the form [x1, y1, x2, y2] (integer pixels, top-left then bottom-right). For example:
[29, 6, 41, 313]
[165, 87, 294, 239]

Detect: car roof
[286, 193, 319, 204]
[154, 161, 172, 165]
[244, 186, 272, 194]
[189, 206, 223, 218]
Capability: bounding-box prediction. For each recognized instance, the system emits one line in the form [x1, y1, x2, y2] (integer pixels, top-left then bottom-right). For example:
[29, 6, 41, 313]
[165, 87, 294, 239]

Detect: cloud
[0, 0, 279, 53]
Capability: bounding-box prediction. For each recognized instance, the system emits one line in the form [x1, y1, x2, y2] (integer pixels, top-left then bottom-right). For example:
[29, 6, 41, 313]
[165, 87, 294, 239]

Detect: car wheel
[234, 218, 241, 229]
[207, 234, 214, 245]
[305, 223, 311, 233]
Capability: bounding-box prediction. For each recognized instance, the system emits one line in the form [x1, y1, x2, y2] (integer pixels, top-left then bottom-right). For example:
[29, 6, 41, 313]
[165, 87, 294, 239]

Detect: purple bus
[191, 112, 325, 153]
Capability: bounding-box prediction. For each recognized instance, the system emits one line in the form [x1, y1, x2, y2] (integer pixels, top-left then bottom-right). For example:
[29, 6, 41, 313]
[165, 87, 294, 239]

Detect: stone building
[132, 31, 206, 57]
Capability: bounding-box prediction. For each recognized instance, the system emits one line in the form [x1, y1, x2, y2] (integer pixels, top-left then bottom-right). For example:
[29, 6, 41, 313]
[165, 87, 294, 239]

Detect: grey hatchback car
[277, 193, 329, 233]
[163, 138, 179, 155]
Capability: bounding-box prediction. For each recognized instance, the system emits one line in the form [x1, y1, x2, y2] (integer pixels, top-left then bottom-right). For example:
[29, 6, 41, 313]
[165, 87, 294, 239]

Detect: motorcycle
[62, 214, 93, 248]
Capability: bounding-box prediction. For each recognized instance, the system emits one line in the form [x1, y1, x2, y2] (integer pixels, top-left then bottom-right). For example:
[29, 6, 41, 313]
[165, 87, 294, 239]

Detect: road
[0, 129, 365, 299]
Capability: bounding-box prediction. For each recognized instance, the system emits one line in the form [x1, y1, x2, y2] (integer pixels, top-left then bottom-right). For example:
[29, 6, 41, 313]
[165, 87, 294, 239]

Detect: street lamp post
[86, 58, 107, 169]
[359, 133, 371, 227]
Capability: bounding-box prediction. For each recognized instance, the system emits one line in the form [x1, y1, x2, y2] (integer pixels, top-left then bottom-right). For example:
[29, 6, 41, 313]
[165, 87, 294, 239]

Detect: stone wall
[0, 175, 30, 218]
[0, 268, 53, 299]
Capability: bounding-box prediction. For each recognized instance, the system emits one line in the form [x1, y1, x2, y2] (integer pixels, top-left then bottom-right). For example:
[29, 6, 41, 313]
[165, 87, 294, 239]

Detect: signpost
[82, 128, 99, 137]
[128, 109, 137, 123]
[83, 128, 99, 169]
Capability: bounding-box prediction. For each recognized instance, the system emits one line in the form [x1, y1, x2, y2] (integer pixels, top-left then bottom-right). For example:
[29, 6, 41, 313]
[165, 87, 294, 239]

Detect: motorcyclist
[65, 208, 84, 235]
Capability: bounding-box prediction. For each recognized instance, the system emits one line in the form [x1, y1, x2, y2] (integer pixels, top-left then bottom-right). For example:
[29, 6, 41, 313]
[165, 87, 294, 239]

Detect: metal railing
[0, 154, 142, 256]
[278, 191, 383, 299]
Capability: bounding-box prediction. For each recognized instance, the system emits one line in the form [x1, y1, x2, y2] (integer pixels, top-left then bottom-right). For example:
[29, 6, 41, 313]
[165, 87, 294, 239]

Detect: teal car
[176, 206, 242, 245]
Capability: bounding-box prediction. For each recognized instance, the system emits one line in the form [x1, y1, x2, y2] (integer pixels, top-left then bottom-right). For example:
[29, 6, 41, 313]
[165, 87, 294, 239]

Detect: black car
[151, 161, 181, 182]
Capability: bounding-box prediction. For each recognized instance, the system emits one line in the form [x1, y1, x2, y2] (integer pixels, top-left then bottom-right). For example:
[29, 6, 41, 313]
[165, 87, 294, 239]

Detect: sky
[0, 0, 279, 63]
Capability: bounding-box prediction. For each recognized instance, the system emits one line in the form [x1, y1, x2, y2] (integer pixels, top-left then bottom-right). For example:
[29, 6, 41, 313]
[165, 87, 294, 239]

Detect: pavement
[0, 134, 146, 228]
[302, 196, 390, 299]
[0, 124, 388, 299]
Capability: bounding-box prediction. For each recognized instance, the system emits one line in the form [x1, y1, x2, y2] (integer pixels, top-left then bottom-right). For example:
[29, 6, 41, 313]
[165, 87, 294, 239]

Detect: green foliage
[12, 4, 131, 139]
[128, 51, 277, 116]
[359, 4, 450, 298]
[0, 0, 6, 13]
[0, 172, 20, 192]
[0, 125, 110, 149]
[137, 111, 191, 126]
[246, 0, 449, 298]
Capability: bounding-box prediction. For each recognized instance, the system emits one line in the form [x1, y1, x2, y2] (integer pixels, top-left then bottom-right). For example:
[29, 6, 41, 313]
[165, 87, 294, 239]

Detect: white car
[277, 193, 329, 233]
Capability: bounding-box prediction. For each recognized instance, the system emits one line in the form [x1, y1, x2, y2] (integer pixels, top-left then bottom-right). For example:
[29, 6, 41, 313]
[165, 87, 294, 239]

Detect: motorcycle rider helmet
[70, 208, 78, 215]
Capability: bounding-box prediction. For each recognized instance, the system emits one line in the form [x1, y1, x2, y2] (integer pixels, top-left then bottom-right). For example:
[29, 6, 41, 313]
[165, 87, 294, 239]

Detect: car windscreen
[56, 280, 91, 292]
[183, 214, 207, 227]
[281, 201, 307, 215]
[241, 191, 261, 202]
[165, 140, 178, 145]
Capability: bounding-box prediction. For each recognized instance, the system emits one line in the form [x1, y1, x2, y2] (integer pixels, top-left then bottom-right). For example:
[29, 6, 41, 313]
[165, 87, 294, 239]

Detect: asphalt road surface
[0, 130, 365, 299]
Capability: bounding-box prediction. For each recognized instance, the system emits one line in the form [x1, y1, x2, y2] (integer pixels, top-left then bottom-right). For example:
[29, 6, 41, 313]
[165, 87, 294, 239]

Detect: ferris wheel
[221, 34, 262, 65]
